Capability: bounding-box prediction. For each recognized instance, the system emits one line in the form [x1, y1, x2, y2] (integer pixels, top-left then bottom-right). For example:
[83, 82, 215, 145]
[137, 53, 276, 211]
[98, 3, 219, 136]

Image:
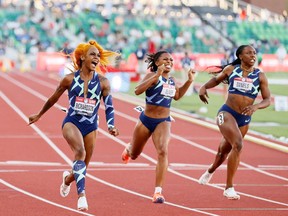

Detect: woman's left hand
[108, 127, 119, 136]
[187, 68, 197, 82]
[242, 105, 257, 116]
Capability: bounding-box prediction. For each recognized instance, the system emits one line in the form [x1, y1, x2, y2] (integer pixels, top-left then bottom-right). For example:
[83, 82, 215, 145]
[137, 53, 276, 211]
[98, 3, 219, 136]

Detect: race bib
[161, 84, 176, 97]
[233, 77, 253, 92]
[74, 97, 96, 116]
[134, 106, 144, 112]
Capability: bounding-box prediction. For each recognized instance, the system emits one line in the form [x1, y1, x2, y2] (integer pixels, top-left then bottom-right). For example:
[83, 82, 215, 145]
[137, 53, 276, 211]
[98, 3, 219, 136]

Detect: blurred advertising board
[36, 52, 288, 75]
[36, 52, 67, 72]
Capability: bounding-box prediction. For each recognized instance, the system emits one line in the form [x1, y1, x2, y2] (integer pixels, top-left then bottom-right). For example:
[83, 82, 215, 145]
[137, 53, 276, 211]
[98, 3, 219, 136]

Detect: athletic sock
[72, 160, 86, 195]
[154, 187, 162, 194]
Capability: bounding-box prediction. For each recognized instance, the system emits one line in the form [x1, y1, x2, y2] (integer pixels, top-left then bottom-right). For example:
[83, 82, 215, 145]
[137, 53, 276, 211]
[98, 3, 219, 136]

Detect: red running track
[0, 71, 288, 216]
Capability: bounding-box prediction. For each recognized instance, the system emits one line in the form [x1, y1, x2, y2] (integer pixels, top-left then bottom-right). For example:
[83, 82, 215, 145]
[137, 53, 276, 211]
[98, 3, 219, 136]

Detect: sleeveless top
[145, 76, 176, 108]
[66, 70, 102, 124]
[228, 65, 261, 99]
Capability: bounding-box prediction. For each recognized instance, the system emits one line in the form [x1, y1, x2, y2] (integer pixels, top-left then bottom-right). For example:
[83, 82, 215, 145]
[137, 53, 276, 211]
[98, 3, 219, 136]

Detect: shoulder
[98, 73, 108, 82]
[258, 71, 268, 80]
[226, 64, 236, 71]
[98, 73, 111, 89]
[222, 64, 234, 76]
[255, 67, 263, 73]
[60, 72, 74, 87]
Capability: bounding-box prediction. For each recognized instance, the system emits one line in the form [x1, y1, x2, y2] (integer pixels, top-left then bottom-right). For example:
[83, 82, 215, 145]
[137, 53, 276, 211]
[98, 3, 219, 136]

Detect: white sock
[154, 187, 162, 194]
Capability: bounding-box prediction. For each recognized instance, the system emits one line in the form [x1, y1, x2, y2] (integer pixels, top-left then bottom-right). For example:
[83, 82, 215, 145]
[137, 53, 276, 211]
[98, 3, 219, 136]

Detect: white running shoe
[198, 170, 214, 185]
[223, 187, 240, 200]
[78, 196, 88, 211]
[60, 171, 71, 197]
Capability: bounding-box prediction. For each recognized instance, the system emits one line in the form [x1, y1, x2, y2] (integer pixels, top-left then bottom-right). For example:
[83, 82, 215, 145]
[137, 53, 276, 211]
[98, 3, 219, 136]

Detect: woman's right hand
[28, 114, 40, 125]
[156, 64, 165, 76]
[199, 86, 209, 104]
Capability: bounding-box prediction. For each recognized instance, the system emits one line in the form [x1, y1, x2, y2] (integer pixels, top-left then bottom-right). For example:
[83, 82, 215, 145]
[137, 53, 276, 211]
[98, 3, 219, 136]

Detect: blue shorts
[139, 112, 171, 132]
[62, 115, 98, 137]
[218, 104, 251, 127]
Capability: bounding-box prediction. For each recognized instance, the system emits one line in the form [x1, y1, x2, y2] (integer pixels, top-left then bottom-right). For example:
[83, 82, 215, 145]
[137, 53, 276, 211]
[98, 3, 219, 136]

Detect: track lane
[1, 72, 288, 216]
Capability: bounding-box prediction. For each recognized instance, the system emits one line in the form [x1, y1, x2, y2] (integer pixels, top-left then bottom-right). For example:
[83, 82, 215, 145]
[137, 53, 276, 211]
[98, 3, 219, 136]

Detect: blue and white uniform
[141, 76, 175, 132]
[62, 70, 102, 136]
[145, 76, 176, 107]
[218, 65, 261, 127]
[227, 64, 260, 99]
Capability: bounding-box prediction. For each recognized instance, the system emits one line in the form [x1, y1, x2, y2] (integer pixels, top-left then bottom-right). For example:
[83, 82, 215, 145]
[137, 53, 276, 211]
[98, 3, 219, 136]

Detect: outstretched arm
[28, 75, 72, 125]
[199, 65, 232, 104]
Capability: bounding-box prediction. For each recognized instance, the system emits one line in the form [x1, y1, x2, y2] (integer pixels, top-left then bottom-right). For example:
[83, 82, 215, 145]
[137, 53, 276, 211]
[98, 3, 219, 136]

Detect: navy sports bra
[145, 76, 176, 108]
[228, 65, 261, 99]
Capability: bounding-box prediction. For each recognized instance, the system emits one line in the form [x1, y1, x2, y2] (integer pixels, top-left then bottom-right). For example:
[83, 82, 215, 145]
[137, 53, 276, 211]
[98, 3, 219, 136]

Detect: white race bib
[161, 83, 176, 97]
[233, 77, 253, 92]
[74, 97, 96, 116]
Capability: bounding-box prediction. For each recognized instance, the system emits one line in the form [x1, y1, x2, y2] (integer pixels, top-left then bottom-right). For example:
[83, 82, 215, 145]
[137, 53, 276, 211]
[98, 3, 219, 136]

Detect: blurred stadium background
[0, 0, 288, 73]
[0, 0, 287, 140]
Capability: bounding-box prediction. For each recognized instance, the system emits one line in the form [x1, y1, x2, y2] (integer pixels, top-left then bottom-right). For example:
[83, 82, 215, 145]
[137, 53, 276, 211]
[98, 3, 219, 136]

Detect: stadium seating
[1, 4, 287, 57]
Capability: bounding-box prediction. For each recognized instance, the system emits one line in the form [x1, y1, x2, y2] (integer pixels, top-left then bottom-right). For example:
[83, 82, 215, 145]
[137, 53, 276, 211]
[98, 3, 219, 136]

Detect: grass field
[124, 72, 288, 141]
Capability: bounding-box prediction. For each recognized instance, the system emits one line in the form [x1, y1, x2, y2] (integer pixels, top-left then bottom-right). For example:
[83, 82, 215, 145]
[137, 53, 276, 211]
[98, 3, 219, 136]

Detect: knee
[157, 146, 168, 159]
[74, 146, 86, 159]
[217, 151, 228, 160]
[232, 140, 243, 153]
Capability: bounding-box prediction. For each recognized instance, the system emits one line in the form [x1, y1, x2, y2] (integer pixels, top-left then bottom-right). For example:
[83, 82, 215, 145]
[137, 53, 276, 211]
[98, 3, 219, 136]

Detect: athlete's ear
[81, 55, 85, 61]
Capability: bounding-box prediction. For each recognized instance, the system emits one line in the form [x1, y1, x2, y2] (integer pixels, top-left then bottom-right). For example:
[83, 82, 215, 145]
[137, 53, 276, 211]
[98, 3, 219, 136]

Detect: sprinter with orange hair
[28, 40, 120, 211]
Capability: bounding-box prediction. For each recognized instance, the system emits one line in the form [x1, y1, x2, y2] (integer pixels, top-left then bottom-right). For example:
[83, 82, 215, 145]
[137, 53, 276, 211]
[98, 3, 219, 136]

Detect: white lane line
[17, 72, 288, 149]
[171, 132, 288, 182]
[0, 93, 218, 215]
[1, 161, 62, 166]
[3, 73, 288, 208]
[0, 179, 95, 216]
[0, 161, 150, 167]
[114, 92, 288, 152]
[0, 73, 67, 111]
[2, 161, 288, 171]
[113, 107, 288, 182]
[98, 128, 288, 207]
[197, 207, 288, 211]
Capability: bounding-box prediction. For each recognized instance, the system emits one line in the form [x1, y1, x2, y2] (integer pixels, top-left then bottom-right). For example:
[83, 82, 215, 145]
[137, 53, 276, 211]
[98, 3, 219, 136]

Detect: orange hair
[71, 40, 120, 73]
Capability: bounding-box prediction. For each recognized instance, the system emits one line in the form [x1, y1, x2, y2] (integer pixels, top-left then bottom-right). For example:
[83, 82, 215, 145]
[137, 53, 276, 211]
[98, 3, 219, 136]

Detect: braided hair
[209, 45, 250, 74]
[208, 45, 251, 83]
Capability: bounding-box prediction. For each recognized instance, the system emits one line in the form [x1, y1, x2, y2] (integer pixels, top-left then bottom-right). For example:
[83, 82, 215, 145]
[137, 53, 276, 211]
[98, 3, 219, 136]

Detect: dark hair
[145, 50, 169, 72]
[207, 45, 252, 84]
[208, 45, 251, 74]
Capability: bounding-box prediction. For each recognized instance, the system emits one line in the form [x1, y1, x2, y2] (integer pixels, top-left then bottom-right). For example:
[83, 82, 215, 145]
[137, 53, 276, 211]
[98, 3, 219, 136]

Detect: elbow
[134, 89, 141, 95]
[173, 95, 180, 101]
[134, 87, 142, 95]
[267, 97, 272, 106]
[261, 97, 271, 108]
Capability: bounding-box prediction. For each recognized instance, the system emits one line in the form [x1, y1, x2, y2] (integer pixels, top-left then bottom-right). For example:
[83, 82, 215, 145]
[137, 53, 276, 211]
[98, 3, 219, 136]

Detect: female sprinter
[198, 45, 271, 200]
[121, 50, 196, 203]
[28, 40, 120, 211]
